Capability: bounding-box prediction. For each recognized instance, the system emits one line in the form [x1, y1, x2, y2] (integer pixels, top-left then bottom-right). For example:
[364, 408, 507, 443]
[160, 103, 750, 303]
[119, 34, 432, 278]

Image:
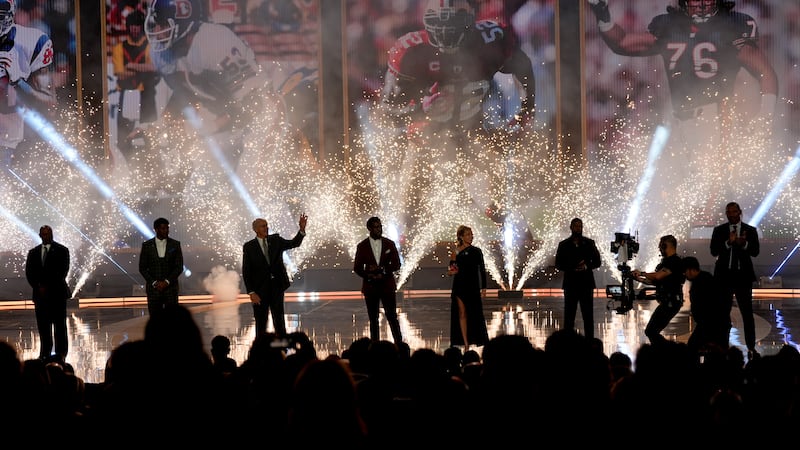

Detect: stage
[2, 288, 799, 384]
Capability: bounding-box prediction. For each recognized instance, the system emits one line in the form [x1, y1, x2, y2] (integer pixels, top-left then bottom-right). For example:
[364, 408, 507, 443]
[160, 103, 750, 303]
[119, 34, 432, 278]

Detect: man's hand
[587, 0, 611, 24]
[0, 51, 23, 84]
[299, 213, 308, 232]
[365, 264, 384, 281]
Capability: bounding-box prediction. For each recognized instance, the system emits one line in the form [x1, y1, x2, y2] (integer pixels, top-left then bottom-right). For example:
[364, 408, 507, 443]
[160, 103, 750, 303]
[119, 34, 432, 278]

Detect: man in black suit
[25, 225, 71, 361]
[242, 214, 307, 337]
[710, 201, 760, 360]
[353, 216, 403, 343]
[139, 217, 184, 316]
[555, 218, 602, 340]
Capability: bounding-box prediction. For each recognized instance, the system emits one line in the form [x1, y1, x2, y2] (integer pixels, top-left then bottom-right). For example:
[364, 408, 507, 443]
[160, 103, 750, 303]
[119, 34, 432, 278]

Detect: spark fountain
[1, 77, 798, 300]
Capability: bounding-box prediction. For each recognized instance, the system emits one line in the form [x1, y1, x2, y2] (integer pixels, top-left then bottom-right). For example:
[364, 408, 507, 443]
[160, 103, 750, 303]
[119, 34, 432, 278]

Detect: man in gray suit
[139, 217, 184, 316]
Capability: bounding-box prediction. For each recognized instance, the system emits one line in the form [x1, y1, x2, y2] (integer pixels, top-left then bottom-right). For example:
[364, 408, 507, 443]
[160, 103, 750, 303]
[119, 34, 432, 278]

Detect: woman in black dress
[447, 225, 490, 351]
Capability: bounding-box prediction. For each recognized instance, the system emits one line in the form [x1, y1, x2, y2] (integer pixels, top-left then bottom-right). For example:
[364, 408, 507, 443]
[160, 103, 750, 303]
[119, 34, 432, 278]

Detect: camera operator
[632, 235, 685, 345]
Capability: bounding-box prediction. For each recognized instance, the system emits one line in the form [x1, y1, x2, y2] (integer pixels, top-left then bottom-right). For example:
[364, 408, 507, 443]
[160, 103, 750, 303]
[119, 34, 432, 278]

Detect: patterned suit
[25, 237, 70, 360]
[139, 236, 184, 315]
[353, 236, 403, 342]
[242, 231, 305, 336]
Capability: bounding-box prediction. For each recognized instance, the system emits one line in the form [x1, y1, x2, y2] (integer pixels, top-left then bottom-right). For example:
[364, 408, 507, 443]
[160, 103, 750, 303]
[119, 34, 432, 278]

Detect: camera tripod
[609, 262, 636, 314]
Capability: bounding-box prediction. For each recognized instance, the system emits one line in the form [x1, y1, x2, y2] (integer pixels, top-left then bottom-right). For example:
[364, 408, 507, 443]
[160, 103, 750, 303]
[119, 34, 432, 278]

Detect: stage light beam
[623, 125, 670, 233]
[751, 144, 800, 228]
[19, 105, 192, 278]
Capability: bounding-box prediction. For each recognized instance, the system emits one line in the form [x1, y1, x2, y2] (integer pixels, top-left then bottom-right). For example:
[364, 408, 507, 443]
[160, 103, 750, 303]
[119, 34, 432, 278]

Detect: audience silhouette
[210, 334, 238, 378]
[289, 358, 368, 448]
[5, 303, 797, 445]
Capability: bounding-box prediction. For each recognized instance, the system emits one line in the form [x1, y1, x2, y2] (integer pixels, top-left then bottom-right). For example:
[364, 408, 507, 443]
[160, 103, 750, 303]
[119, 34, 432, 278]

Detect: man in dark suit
[139, 217, 184, 316]
[710, 201, 760, 360]
[353, 216, 403, 343]
[25, 225, 71, 361]
[555, 218, 602, 340]
[242, 214, 307, 337]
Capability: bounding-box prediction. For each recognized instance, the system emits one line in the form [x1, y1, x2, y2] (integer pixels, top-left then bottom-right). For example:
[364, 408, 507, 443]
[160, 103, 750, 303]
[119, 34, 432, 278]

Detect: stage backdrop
[1, 1, 798, 301]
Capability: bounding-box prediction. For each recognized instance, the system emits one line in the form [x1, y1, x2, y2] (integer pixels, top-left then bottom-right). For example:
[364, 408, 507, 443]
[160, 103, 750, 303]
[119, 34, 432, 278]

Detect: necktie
[261, 238, 269, 263]
[42, 245, 48, 265]
[729, 225, 737, 270]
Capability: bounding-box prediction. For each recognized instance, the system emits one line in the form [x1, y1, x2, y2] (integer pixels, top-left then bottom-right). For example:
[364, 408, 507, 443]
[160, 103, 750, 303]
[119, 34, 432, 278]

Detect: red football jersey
[385, 19, 519, 130]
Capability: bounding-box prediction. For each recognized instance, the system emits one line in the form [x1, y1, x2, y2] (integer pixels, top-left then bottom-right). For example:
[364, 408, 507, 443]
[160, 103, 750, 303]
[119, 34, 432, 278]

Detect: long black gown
[450, 245, 490, 347]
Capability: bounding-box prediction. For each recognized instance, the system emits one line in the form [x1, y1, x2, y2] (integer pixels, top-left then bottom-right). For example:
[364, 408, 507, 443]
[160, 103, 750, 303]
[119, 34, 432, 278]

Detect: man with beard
[555, 218, 603, 339]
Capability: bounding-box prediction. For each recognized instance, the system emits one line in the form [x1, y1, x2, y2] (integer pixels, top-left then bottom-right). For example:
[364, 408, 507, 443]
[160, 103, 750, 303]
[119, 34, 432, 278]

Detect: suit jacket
[710, 221, 759, 282]
[353, 236, 401, 295]
[139, 237, 184, 297]
[555, 235, 602, 289]
[242, 231, 305, 295]
[25, 241, 71, 304]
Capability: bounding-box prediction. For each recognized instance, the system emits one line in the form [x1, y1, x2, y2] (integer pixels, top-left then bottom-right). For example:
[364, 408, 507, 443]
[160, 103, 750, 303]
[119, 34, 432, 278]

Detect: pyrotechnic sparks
[1, 63, 797, 300]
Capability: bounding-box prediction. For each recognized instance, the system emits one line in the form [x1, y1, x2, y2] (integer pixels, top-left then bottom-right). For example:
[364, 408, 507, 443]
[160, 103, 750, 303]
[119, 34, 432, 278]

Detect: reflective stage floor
[2, 289, 799, 383]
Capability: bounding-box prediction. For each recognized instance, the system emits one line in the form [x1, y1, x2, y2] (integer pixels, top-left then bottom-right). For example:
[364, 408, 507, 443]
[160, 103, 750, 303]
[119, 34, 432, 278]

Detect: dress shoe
[747, 349, 761, 361]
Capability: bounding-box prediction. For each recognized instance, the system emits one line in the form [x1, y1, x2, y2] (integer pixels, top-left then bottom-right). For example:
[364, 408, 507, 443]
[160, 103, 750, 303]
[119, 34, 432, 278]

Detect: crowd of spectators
[1, 304, 797, 446]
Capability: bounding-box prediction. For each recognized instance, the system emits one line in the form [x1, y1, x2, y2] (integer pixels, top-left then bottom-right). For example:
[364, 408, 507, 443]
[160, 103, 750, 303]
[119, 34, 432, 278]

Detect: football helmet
[422, 0, 475, 52]
[679, 0, 721, 23]
[145, 0, 203, 52]
[0, 0, 15, 38]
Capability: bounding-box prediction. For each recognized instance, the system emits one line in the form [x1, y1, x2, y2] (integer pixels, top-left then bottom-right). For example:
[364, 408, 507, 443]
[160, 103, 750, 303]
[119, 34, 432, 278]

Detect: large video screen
[343, 0, 557, 289]
[583, 0, 800, 271]
[90, 0, 559, 295]
[3, 1, 798, 300]
[0, 0, 83, 297]
[0, 0, 77, 167]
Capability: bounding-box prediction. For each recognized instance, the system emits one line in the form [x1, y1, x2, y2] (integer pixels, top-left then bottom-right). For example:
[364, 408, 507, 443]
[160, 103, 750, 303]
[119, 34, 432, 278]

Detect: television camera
[606, 232, 640, 314]
[610, 232, 639, 260]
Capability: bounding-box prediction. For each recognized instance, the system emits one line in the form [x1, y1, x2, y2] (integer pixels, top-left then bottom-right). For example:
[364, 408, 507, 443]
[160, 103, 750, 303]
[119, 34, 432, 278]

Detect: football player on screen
[376, 0, 538, 224]
[143, 0, 304, 176]
[145, 0, 275, 138]
[586, 0, 779, 229]
[587, 0, 777, 135]
[0, 0, 56, 169]
[380, 0, 536, 139]
[141, 0, 319, 253]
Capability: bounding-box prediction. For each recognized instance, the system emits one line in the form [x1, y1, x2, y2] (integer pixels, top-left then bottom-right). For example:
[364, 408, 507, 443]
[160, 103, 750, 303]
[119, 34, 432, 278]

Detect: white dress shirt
[370, 237, 382, 265]
[156, 238, 167, 258]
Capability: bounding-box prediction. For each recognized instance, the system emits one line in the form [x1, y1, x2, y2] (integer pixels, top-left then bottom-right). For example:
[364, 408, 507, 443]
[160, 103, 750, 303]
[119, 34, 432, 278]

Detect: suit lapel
[263, 237, 272, 264]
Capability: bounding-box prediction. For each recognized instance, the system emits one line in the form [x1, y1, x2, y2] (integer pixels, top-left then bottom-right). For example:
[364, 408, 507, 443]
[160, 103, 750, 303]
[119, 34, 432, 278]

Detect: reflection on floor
[1, 289, 799, 383]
